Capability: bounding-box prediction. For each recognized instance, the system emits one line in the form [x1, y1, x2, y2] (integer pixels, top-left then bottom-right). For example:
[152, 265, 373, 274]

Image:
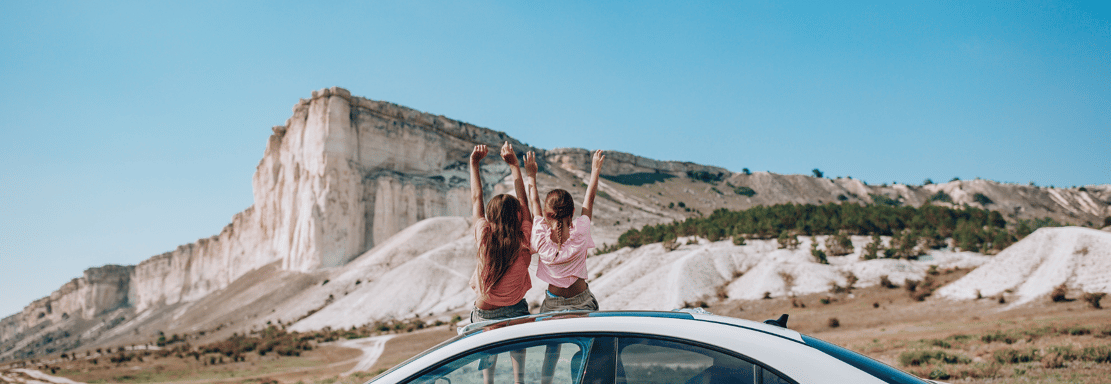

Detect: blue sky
[1, 1, 1108, 317]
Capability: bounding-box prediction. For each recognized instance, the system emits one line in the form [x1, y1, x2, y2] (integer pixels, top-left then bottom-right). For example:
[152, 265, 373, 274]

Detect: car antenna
[763, 314, 789, 328]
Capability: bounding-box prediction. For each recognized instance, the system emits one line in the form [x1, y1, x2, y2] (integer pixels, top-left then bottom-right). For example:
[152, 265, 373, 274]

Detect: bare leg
[540, 344, 561, 384]
[482, 355, 497, 384]
[510, 349, 526, 383]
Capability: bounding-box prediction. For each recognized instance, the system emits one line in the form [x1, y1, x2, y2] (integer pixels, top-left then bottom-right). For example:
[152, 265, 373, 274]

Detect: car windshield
[802, 335, 929, 384]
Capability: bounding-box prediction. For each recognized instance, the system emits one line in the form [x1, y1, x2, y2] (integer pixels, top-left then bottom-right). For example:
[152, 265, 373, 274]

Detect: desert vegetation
[8, 316, 455, 384]
[616, 202, 1026, 255]
[889, 324, 1111, 381]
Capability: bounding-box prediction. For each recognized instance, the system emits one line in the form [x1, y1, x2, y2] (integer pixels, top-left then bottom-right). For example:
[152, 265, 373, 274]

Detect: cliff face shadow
[602, 172, 675, 186]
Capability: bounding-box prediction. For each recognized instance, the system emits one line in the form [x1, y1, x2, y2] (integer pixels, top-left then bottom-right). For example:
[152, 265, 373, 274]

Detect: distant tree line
[614, 203, 1055, 256]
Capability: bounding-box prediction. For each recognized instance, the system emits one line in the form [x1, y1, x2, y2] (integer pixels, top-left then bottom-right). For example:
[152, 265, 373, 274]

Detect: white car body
[368, 311, 935, 384]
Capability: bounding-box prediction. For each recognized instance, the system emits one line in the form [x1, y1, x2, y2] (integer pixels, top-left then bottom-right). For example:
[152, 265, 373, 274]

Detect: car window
[405, 337, 593, 384]
[616, 337, 792, 384]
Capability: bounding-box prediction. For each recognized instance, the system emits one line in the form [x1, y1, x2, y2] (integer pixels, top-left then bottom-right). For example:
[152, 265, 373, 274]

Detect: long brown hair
[476, 194, 524, 298]
[544, 189, 575, 247]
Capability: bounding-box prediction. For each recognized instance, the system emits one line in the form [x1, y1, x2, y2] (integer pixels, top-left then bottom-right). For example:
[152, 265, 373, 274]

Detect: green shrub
[1079, 346, 1111, 363]
[879, 275, 898, 289]
[869, 193, 901, 207]
[1083, 292, 1106, 309]
[928, 191, 953, 203]
[1050, 283, 1069, 302]
[1064, 325, 1091, 336]
[777, 232, 799, 250]
[925, 339, 951, 349]
[810, 241, 828, 264]
[1045, 345, 1078, 361]
[973, 193, 993, 205]
[733, 186, 756, 197]
[898, 350, 971, 366]
[686, 170, 724, 183]
[981, 331, 1019, 344]
[993, 348, 1039, 364]
[863, 234, 883, 260]
[824, 232, 854, 256]
[614, 202, 1016, 250]
[927, 368, 950, 380]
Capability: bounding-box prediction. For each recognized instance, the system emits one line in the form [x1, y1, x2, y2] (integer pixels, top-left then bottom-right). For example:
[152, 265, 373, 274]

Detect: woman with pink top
[521, 149, 604, 384]
[521, 149, 605, 313]
[468, 143, 534, 384]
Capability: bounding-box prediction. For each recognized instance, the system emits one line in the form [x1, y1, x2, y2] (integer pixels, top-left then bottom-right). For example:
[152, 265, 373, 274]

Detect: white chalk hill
[588, 236, 991, 310]
[288, 222, 1111, 332]
[935, 227, 1111, 305]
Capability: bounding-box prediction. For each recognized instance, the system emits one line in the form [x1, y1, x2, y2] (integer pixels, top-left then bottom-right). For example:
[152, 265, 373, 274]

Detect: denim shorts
[539, 288, 599, 313]
[470, 299, 530, 323]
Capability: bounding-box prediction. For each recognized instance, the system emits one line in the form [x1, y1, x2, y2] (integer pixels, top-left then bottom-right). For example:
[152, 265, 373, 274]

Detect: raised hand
[500, 141, 518, 165]
[471, 145, 488, 164]
[591, 149, 606, 173]
[523, 151, 538, 177]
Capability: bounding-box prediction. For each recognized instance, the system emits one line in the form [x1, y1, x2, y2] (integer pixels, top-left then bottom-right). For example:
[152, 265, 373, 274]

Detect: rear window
[801, 335, 928, 384]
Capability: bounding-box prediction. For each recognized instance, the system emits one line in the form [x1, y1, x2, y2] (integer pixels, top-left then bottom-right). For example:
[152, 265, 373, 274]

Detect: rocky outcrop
[0, 265, 131, 343]
[546, 147, 729, 177]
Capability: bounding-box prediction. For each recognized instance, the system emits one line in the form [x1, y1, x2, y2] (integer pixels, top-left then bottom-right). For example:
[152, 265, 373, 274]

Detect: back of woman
[469, 194, 532, 317]
[466, 143, 537, 384]
[521, 149, 606, 313]
[467, 143, 535, 321]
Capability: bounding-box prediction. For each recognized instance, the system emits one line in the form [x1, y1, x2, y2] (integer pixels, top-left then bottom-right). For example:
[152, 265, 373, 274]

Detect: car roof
[457, 309, 804, 343]
[371, 310, 840, 383]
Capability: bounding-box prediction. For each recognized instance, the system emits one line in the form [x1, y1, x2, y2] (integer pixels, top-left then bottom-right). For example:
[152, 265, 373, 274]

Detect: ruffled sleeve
[530, 217, 546, 254]
[572, 215, 595, 250]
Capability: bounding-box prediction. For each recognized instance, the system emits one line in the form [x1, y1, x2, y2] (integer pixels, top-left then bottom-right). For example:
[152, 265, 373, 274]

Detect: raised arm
[500, 141, 532, 223]
[469, 145, 488, 221]
[523, 151, 542, 217]
[580, 150, 605, 221]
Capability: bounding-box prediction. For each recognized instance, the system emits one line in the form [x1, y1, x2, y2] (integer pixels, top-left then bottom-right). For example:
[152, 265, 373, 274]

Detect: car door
[403, 336, 595, 384]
